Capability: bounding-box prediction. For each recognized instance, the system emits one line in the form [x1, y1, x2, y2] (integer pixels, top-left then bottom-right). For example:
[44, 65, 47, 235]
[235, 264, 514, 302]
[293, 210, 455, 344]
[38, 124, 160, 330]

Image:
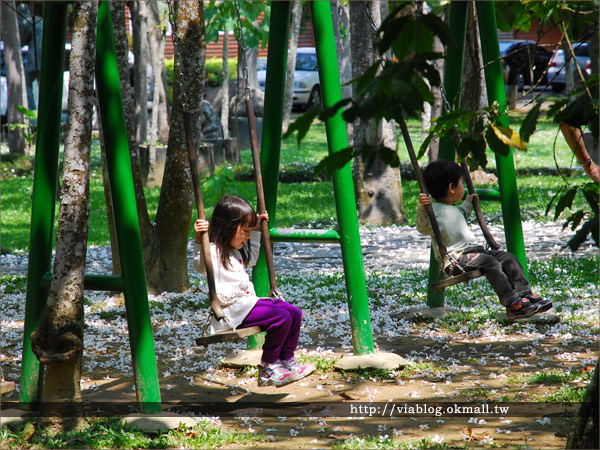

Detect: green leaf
[314, 147, 354, 176]
[491, 124, 526, 150]
[519, 102, 541, 143]
[378, 15, 412, 57]
[554, 187, 578, 221]
[565, 210, 585, 231]
[545, 186, 565, 217]
[22, 423, 35, 441]
[282, 108, 321, 145]
[484, 126, 509, 157]
[421, 13, 455, 49]
[418, 133, 434, 160]
[567, 215, 599, 251]
[377, 146, 400, 168]
[582, 182, 600, 214]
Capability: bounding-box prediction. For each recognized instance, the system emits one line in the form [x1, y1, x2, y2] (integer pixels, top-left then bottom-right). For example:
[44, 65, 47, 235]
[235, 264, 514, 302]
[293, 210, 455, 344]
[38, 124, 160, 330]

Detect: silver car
[258, 47, 321, 110]
[547, 43, 591, 93]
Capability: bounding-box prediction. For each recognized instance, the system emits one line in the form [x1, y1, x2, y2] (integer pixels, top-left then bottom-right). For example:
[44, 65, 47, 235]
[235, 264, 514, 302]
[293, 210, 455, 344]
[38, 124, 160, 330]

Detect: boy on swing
[416, 160, 552, 319]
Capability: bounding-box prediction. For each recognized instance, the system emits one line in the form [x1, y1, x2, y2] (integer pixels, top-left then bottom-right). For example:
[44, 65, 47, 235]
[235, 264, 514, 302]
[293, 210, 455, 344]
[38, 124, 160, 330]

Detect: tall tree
[30, 1, 97, 432]
[349, 0, 407, 225]
[1, 1, 27, 154]
[130, 1, 149, 147]
[282, 0, 303, 133]
[460, 3, 487, 114]
[148, 0, 207, 291]
[147, 0, 168, 185]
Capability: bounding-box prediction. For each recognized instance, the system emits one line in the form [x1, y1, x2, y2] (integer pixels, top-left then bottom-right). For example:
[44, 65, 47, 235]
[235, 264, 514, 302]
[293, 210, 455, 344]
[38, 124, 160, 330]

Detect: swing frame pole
[19, 2, 68, 407]
[96, 1, 161, 413]
[476, 1, 528, 276]
[249, 0, 291, 350]
[426, 0, 469, 307]
[310, 0, 374, 355]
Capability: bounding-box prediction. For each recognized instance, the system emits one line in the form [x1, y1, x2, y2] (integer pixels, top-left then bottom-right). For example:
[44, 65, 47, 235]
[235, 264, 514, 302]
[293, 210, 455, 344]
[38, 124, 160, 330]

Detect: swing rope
[362, 3, 492, 287]
[167, 0, 224, 320]
[234, 1, 282, 299]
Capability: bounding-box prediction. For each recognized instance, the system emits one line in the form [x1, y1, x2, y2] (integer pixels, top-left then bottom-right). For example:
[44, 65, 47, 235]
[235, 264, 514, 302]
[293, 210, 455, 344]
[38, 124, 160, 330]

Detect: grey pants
[458, 246, 532, 305]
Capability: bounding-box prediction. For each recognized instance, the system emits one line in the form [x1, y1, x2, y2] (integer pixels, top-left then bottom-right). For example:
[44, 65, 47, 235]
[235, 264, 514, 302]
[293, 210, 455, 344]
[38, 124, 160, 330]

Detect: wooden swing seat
[195, 326, 262, 346]
[432, 269, 483, 291]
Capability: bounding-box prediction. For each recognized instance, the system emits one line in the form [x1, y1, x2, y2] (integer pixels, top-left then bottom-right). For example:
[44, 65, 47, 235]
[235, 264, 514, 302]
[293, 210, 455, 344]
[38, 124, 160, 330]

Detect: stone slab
[221, 350, 263, 368]
[334, 352, 409, 371]
[0, 409, 29, 428]
[0, 381, 15, 395]
[496, 312, 561, 325]
[122, 412, 198, 432]
[392, 307, 459, 321]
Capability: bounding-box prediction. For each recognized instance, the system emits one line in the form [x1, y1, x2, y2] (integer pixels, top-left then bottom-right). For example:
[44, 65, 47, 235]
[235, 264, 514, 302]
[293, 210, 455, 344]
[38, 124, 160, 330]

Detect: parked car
[500, 40, 552, 90]
[547, 42, 591, 93]
[257, 47, 321, 110]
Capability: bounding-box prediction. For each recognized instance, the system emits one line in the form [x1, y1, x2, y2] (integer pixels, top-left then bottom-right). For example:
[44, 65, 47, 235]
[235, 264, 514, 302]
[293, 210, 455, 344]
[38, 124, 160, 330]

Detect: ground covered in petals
[1, 221, 598, 449]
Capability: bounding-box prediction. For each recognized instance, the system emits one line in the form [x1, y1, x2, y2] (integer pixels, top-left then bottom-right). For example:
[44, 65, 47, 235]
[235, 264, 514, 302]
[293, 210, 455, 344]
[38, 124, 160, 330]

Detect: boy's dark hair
[209, 195, 258, 269]
[422, 160, 462, 201]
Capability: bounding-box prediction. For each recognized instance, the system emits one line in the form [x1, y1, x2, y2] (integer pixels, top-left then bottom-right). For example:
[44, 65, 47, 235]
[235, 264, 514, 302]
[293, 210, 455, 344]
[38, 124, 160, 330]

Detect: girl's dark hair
[423, 160, 462, 201]
[209, 196, 257, 269]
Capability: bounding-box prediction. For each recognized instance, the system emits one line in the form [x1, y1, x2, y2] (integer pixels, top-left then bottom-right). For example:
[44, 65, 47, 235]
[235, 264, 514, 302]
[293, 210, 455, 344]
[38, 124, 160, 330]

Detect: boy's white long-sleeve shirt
[415, 200, 479, 270]
[194, 230, 262, 332]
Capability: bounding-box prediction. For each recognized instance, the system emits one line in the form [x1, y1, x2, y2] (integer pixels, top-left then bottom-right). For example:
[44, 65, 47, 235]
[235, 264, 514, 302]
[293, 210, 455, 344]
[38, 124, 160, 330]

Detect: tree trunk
[131, 1, 149, 146]
[220, 29, 230, 137]
[1, 1, 27, 154]
[337, 2, 353, 101]
[30, 1, 97, 432]
[150, 0, 206, 292]
[147, 0, 165, 186]
[564, 40, 575, 94]
[566, 360, 599, 449]
[109, 2, 158, 286]
[282, 0, 302, 133]
[461, 2, 485, 113]
[350, 0, 407, 225]
[147, 0, 170, 136]
[428, 6, 446, 162]
[238, 45, 259, 89]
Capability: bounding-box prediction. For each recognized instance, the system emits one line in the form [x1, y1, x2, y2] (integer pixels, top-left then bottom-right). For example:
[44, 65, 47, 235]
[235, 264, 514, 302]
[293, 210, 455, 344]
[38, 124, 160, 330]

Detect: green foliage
[8, 105, 38, 152]
[205, 57, 238, 87]
[205, 1, 270, 50]
[546, 181, 599, 250]
[199, 165, 235, 207]
[0, 416, 262, 449]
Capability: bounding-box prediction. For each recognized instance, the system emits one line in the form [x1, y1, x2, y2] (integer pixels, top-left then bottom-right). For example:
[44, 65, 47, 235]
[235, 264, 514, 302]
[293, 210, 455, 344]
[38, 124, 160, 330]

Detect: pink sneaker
[280, 358, 316, 380]
[258, 362, 299, 387]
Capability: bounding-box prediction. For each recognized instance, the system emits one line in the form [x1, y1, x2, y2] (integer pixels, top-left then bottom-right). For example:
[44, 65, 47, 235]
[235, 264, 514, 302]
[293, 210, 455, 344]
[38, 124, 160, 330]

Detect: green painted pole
[476, 1, 528, 275]
[95, 1, 161, 413]
[310, 1, 374, 354]
[249, 1, 291, 350]
[269, 228, 341, 243]
[19, 3, 68, 407]
[253, 0, 290, 297]
[426, 1, 469, 307]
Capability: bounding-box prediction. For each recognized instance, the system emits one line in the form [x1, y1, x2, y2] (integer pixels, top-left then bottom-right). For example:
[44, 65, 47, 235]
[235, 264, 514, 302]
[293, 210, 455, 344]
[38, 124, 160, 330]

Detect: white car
[257, 47, 321, 110]
[547, 43, 591, 93]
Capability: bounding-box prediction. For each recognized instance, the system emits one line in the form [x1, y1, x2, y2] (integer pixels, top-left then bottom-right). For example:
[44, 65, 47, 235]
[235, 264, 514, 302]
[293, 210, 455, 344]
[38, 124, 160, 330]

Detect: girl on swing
[194, 195, 315, 387]
[416, 160, 553, 319]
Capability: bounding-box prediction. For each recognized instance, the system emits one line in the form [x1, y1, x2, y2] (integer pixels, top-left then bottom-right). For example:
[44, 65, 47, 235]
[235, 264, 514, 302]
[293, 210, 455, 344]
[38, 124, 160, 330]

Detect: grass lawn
[0, 114, 592, 252]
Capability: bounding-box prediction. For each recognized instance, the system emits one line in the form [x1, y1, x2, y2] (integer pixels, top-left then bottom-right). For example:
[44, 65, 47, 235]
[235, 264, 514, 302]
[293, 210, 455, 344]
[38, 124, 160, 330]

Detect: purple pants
[239, 298, 302, 364]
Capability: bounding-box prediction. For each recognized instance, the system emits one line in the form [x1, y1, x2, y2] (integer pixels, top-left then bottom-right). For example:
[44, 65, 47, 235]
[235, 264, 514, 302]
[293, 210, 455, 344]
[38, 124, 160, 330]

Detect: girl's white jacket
[193, 231, 262, 334]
